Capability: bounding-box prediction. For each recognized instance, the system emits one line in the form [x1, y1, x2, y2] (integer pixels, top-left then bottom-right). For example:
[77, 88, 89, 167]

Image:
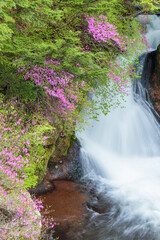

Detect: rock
[49, 135, 71, 163]
[150, 44, 160, 116]
[29, 178, 55, 196]
[28, 135, 82, 196]
[29, 139, 82, 199]
[45, 134, 59, 146]
[48, 139, 82, 182]
[48, 161, 74, 181]
[35, 128, 82, 186]
[155, 44, 160, 83]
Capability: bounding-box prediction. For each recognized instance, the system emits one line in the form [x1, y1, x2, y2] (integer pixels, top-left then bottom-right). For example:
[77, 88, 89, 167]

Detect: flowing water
[76, 15, 160, 240]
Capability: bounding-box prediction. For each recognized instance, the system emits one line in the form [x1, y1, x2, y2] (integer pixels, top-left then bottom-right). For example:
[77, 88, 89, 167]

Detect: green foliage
[0, 0, 148, 117]
[134, 0, 160, 12]
[0, 0, 142, 102]
[0, 0, 157, 183]
[0, 63, 44, 100]
[0, 0, 134, 66]
[0, 0, 156, 70]
[0, 2, 158, 238]
[0, 98, 57, 188]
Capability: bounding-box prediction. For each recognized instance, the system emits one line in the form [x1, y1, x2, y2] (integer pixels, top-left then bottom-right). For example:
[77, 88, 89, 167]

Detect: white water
[77, 16, 160, 240]
[146, 15, 160, 51]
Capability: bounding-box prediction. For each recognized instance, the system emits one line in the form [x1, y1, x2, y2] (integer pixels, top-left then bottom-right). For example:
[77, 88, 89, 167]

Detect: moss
[0, 92, 74, 188]
[49, 135, 72, 163]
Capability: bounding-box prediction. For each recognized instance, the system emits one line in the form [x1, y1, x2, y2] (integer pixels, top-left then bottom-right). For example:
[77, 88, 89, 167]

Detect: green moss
[0, 98, 61, 188]
[50, 135, 71, 162]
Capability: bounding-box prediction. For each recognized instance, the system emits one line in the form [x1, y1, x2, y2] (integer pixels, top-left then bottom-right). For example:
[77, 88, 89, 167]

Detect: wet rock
[29, 139, 82, 197]
[49, 135, 71, 163]
[48, 161, 74, 181]
[29, 178, 55, 196]
[150, 44, 160, 115]
[155, 44, 160, 83]
[48, 139, 82, 181]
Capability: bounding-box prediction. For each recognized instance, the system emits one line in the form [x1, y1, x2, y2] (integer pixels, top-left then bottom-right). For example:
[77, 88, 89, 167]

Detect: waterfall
[76, 16, 160, 240]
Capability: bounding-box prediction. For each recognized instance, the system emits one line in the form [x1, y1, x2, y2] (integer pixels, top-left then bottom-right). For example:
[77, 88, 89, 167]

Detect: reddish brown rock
[150, 45, 160, 115]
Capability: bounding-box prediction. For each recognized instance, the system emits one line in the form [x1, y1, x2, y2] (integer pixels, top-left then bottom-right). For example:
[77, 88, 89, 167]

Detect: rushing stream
[77, 15, 160, 240]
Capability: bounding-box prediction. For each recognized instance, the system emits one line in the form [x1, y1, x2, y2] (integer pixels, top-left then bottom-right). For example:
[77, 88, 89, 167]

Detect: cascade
[76, 15, 160, 240]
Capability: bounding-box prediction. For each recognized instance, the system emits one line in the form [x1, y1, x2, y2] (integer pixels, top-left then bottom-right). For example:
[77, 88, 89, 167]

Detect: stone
[29, 178, 55, 196]
[47, 139, 82, 182]
[156, 44, 160, 84]
[49, 135, 71, 163]
[150, 44, 160, 116]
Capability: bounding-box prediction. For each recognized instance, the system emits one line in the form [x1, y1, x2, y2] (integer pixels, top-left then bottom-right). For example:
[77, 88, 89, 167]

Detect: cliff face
[150, 44, 160, 115]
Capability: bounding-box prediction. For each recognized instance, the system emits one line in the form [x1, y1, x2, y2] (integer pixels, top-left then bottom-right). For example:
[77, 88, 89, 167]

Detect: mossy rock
[37, 145, 56, 183]
[49, 135, 71, 163]
[24, 125, 60, 185]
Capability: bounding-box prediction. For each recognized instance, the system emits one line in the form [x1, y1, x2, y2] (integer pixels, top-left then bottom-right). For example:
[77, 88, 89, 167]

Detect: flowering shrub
[85, 15, 127, 51]
[0, 187, 42, 239]
[18, 62, 93, 133]
[0, 96, 55, 188]
[0, 56, 94, 238]
[0, 184, 56, 239]
[0, 93, 57, 239]
[0, 59, 94, 238]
